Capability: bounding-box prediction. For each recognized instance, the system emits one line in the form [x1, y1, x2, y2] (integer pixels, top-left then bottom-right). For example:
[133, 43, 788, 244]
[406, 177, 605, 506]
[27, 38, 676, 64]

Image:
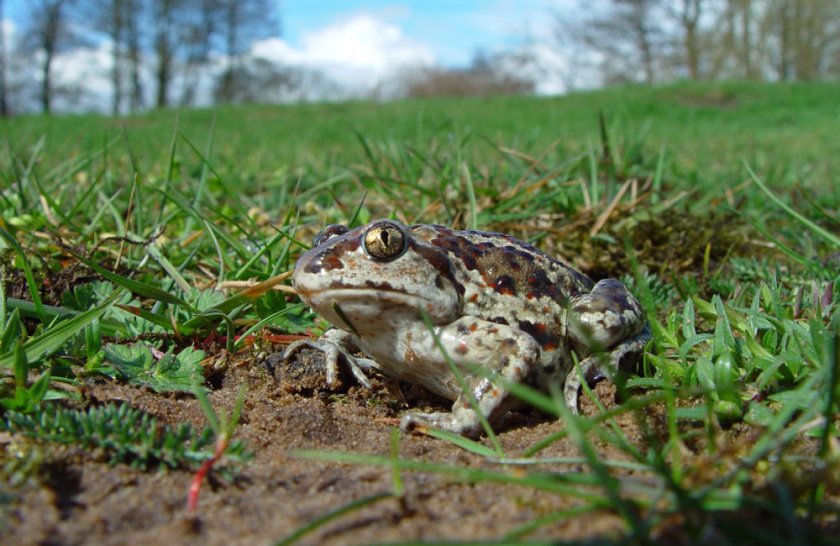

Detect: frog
[283, 219, 651, 437]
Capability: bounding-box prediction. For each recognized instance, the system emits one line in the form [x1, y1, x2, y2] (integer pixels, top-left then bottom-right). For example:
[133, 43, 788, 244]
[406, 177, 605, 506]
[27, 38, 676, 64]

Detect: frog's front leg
[282, 329, 380, 388]
[564, 278, 651, 409]
[399, 317, 541, 437]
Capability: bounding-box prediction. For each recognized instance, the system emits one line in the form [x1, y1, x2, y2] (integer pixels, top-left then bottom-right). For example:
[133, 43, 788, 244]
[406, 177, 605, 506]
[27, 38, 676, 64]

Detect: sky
[282, 0, 556, 67]
[2, 0, 589, 111]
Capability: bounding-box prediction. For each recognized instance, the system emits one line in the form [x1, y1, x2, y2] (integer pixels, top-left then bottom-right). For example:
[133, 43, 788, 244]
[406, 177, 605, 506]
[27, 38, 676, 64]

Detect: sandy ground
[2, 344, 837, 546]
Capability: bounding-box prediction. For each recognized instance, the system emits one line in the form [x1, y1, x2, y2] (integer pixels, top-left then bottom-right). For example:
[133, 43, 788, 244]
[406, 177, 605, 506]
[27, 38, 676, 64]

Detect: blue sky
[282, 0, 554, 66]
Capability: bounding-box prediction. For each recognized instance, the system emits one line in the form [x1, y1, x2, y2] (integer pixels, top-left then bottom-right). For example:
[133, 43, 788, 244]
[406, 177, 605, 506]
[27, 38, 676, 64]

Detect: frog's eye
[313, 224, 349, 247]
[363, 221, 407, 261]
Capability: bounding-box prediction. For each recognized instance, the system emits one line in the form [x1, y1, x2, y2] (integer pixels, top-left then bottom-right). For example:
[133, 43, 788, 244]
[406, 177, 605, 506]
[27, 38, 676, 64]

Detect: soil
[2, 345, 837, 546]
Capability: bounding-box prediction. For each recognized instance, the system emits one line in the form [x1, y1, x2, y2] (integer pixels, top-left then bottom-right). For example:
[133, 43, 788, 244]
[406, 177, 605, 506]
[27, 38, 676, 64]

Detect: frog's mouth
[298, 286, 458, 323]
[301, 287, 435, 309]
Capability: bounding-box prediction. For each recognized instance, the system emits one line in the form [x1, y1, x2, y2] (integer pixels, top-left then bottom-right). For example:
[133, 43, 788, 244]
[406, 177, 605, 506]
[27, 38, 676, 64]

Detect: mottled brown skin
[287, 219, 650, 436]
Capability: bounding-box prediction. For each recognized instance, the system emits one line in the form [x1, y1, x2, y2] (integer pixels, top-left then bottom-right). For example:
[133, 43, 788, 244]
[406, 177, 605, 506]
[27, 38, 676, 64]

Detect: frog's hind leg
[399, 318, 542, 437]
[563, 325, 651, 412]
[567, 278, 647, 350]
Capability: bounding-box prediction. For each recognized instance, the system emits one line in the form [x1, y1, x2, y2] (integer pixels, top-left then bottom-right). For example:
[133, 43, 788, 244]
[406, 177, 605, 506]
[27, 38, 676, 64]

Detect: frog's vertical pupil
[364, 222, 407, 261]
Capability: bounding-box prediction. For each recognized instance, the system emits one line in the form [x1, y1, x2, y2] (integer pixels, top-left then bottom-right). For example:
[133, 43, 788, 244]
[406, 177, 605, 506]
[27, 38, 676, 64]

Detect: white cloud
[511, 2, 603, 94]
[51, 43, 113, 109]
[251, 13, 434, 95]
[1, 17, 16, 43]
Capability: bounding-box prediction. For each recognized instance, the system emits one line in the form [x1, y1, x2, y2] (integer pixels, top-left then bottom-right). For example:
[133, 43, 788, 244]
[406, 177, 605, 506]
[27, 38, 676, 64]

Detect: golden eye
[363, 221, 407, 261]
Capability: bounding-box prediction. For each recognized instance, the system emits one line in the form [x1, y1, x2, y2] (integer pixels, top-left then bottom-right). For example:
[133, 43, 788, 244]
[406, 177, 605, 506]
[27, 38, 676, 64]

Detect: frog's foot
[563, 325, 651, 412]
[563, 356, 607, 413]
[399, 406, 486, 438]
[282, 330, 377, 389]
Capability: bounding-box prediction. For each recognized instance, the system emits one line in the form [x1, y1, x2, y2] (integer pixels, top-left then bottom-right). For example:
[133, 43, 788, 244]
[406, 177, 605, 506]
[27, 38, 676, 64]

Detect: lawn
[1, 80, 838, 545]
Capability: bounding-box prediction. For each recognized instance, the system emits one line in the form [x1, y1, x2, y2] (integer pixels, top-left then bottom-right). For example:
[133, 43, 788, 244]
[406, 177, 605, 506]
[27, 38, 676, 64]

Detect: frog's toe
[281, 339, 312, 363]
[399, 411, 482, 437]
[346, 358, 376, 389]
[564, 372, 582, 413]
[563, 355, 608, 413]
[398, 412, 437, 433]
[282, 339, 375, 389]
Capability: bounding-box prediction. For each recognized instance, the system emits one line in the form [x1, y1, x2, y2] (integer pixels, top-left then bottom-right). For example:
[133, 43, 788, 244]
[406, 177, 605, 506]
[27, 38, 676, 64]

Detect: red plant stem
[186, 435, 228, 512]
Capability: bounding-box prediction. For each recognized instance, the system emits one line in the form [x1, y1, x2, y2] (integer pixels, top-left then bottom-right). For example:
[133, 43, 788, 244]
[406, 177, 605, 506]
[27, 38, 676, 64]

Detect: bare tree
[125, 0, 144, 111]
[149, 0, 277, 108]
[109, 0, 125, 114]
[179, 0, 219, 105]
[212, 57, 328, 103]
[78, 0, 129, 114]
[0, 0, 8, 116]
[714, 0, 758, 79]
[24, 0, 80, 113]
[622, 0, 661, 84]
[763, 0, 840, 81]
[401, 51, 534, 98]
[38, 1, 63, 112]
[152, 0, 174, 107]
[667, 0, 707, 79]
[560, 0, 665, 86]
[214, 0, 276, 103]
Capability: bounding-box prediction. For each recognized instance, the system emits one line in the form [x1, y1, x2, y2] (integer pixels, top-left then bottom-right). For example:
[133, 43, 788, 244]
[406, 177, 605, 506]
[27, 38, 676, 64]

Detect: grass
[1, 80, 839, 543]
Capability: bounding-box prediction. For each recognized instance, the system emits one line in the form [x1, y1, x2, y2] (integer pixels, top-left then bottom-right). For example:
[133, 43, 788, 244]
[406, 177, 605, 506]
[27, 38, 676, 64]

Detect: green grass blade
[182, 273, 290, 330]
[114, 303, 184, 333]
[0, 226, 46, 323]
[1, 308, 23, 352]
[0, 270, 6, 329]
[273, 492, 394, 546]
[154, 185, 247, 260]
[293, 449, 612, 501]
[146, 242, 192, 294]
[62, 247, 197, 312]
[746, 164, 840, 248]
[82, 188, 124, 237]
[0, 288, 126, 368]
[233, 304, 305, 350]
[462, 162, 478, 230]
[423, 428, 499, 457]
[193, 386, 221, 435]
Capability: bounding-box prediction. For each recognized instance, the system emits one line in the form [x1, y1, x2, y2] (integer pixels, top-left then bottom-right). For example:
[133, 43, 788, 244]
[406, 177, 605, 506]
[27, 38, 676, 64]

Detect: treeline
[1, 0, 837, 116]
[558, 0, 840, 87]
[0, 0, 276, 115]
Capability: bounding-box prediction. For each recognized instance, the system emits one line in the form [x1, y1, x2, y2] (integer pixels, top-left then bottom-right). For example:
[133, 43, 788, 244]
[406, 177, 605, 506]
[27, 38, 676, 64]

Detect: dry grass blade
[589, 178, 634, 237]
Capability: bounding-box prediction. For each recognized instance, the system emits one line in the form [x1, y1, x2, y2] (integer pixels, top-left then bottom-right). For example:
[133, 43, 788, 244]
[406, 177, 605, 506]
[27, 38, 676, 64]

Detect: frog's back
[410, 224, 593, 351]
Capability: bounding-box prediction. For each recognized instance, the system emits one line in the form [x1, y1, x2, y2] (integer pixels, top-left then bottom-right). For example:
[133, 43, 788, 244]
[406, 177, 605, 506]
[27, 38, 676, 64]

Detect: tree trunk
[41, 54, 52, 113]
[126, 0, 143, 111]
[155, 37, 170, 108]
[154, 0, 173, 108]
[110, 0, 125, 115]
[681, 0, 701, 80]
[0, 0, 8, 116]
[778, 0, 791, 80]
[739, 0, 754, 79]
[217, 1, 241, 103]
[40, 2, 63, 114]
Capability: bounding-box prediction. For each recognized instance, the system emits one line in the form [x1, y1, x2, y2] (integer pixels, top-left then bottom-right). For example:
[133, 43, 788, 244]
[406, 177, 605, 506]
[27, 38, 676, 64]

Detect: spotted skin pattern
[285, 219, 651, 437]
